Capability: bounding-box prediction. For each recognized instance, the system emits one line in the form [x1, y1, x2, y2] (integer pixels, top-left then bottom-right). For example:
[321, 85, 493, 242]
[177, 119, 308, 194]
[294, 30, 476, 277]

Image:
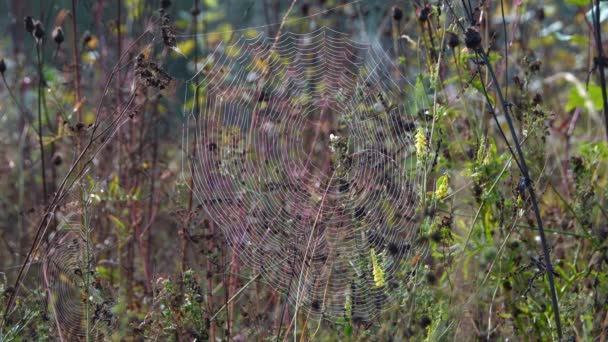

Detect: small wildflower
[482, 141, 496, 166]
[415, 127, 428, 159]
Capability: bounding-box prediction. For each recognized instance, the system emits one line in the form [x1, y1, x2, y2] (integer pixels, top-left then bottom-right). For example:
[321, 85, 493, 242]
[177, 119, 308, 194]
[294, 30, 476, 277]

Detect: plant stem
[592, 0, 608, 140]
[37, 44, 48, 201]
[477, 45, 564, 342]
[71, 0, 82, 124]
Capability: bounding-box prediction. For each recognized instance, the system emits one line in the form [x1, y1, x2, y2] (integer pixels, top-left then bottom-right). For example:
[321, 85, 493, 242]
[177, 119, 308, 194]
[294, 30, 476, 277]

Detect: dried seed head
[301, 3, 310, 16]
[160, 14, 177, 49]
[24, 16, 35, 33]
[52, 154, 63, 166]
[0, 58, 6, 74]
[419, 315, 432, 328]
[33, 20, 45, 42]
[190, 5, 200, 17]
[416, 5, 432, 22]
[81, 30, 92, 48]
[160, 0, 171, 9]
[464, 27, 482, 50]
[392, 6, 403, 21]
[535, 7, 545, 21]
[447, 32, 459, 49]
[52, 27, 64, 45]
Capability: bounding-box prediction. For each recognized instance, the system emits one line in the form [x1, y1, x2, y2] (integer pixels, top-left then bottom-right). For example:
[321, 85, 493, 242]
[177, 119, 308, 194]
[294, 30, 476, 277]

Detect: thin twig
[209, 273, 260, 322]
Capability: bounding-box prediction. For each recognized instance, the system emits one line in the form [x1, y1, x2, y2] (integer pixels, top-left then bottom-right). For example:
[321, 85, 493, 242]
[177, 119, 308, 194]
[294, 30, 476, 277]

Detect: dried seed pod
[464, 27, 482, 50]
[52, 154, 63, 166]
[24, 16, 35, 33]
[0, 58, 6, 74]
[416, 5, 432, 22]
[190, 5, 200, 16]
[160, 0, 171, 9]
[81, 30, 92, 48]
[392, 6, 403, 21]
[446, 32, 459, 49]
[52, 26, 64, 45]
[297, 2, 309, 16]
[33, 20, 45, 43]
[160, 14, 177, 50]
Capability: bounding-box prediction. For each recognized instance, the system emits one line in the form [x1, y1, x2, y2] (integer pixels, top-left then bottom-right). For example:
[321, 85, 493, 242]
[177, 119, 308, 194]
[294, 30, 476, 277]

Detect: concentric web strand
[185, 27, 425, 322]
[42, 227, 110, 341]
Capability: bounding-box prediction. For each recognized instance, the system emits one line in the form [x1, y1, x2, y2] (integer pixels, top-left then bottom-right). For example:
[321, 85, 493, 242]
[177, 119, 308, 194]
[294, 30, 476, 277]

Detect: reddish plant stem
[207, 221, 216, 341]
[71, 0, 82, 124]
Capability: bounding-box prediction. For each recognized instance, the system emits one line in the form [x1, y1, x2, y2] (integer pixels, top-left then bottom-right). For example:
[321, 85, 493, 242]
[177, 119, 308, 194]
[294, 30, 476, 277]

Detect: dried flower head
[160, 0, 171, 9]
[160, 12, 177, 50]
[190, 5, 200, 17]
[135, 53, 172, 91]
[392, 6, 403, 21]
[447, 32, 459, 49]
[81, 30, 92, 48]
[464, 27, 482, 50]
[0, 58, 6, 74]
[24, 16, 35, 33]
[33, 20, 45, 43]
[301, 3, 310, 16]
[416, 5, 432, 22]
[52, 27, 64, 45]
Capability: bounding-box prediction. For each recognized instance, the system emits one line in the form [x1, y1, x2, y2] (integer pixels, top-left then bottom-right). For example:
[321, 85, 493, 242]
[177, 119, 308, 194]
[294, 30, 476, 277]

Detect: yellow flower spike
[344, 292, 352, 319]
[370, 248, 385, 287]
[435, 174, 450, 200]
[415, 127, 428, 160]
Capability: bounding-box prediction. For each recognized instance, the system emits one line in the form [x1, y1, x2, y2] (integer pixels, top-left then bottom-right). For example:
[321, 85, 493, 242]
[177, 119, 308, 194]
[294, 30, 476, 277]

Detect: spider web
[184, 27, 425, 322]
[42, 226, 110, 341]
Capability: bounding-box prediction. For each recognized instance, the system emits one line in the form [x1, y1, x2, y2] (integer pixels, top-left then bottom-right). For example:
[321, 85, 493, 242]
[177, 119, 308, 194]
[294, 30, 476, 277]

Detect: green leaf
[344, 322, 352, 338]
[566, 0, 589, 6]
[204, 0, 218, 7]
[565, 84, 605, 112]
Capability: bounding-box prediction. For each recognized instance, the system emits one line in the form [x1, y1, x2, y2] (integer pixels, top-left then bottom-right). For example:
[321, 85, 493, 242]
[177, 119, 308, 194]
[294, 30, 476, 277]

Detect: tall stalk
[36, 44, 47, 201]
[71, 0, 82, 124]
[591, 0, 608, 140]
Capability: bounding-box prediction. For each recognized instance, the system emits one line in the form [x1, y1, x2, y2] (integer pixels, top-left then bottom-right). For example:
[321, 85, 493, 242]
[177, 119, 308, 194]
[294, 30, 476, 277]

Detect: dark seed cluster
[159, 8, 177, 50]
[135, 53, 172, 91]
[464, 27, 482, 50]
